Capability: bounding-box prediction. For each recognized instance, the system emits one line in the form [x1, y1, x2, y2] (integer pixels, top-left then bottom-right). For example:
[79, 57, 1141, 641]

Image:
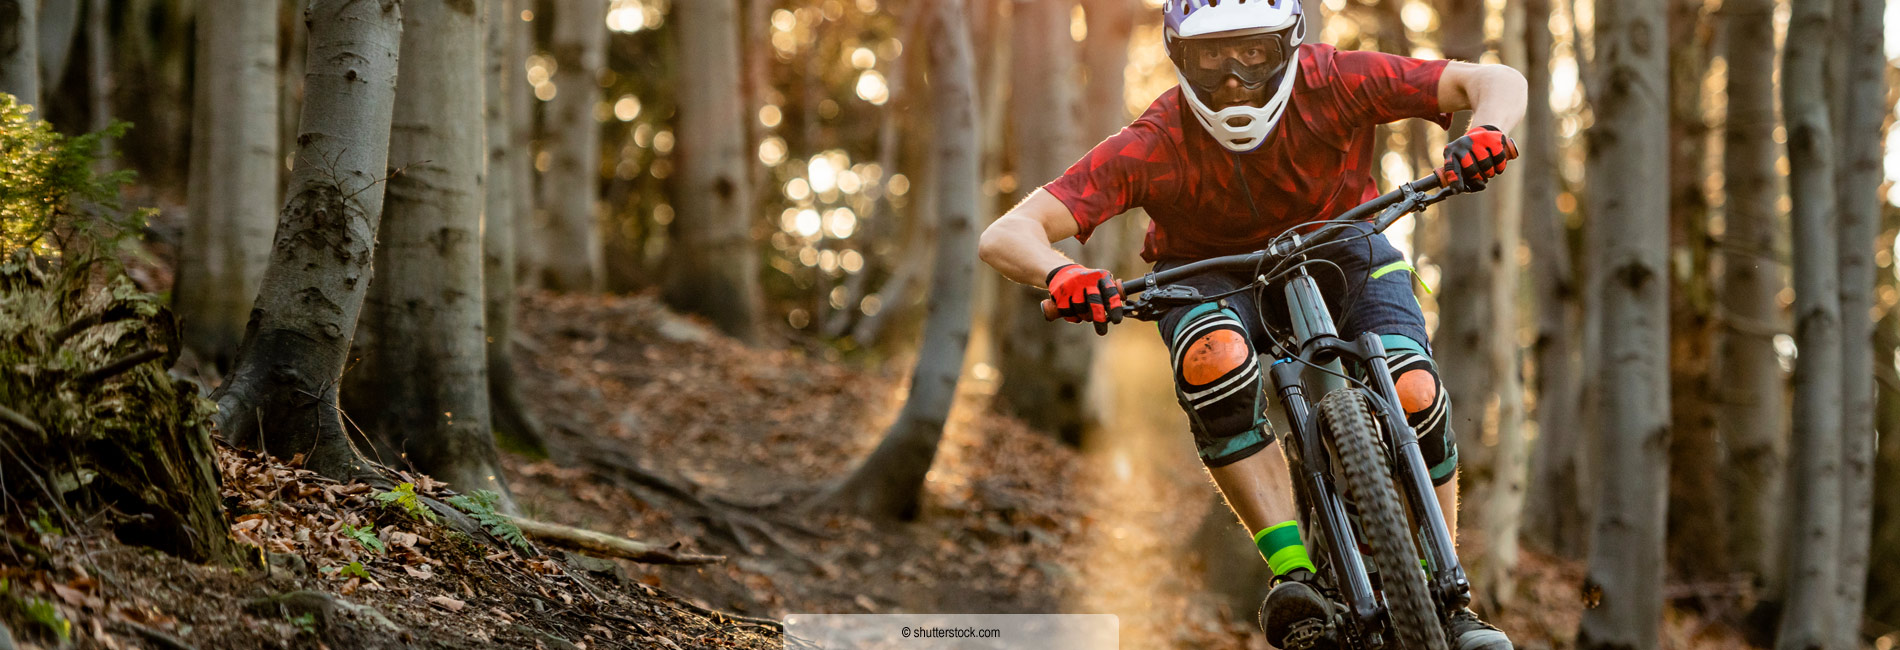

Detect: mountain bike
[1043, 167, 1508, 650]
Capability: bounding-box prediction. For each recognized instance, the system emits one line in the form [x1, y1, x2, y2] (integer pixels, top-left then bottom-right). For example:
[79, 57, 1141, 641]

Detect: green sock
[1255, 521, 1317, 576]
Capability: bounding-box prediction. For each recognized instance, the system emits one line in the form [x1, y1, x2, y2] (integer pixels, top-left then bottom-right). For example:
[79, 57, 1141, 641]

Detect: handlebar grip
[1042, 299, 1060, 321]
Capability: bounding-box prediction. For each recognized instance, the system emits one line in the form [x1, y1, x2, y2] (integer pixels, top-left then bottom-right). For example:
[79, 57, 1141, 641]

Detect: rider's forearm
[1460, 65, 1528, 133]
[978, 216, 1078, 289]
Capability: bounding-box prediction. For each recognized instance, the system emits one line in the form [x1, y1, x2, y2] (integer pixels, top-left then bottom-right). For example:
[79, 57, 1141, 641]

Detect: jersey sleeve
[1041, 123, 1172, 244]
[1325, 50, 1453, 129]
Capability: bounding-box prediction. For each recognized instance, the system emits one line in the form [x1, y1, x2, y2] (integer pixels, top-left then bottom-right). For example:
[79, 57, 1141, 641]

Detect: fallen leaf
[428, 595, 465, 612]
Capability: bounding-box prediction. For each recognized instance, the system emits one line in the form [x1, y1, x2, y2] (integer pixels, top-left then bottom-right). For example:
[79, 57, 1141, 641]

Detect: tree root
[508, 517, 723, 565]
[569, 440, 827, 561]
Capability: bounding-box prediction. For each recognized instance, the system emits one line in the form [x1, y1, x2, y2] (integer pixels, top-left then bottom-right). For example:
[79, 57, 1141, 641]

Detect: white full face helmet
[1163, 0, 1306, 152]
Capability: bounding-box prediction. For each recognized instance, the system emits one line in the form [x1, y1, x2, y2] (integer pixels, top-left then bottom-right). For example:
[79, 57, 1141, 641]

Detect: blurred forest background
[3, 0, 1900, 648]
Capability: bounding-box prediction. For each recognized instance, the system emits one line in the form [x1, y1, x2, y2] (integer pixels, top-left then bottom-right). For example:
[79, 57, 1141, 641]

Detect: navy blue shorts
[1153, 227, 1430, 355]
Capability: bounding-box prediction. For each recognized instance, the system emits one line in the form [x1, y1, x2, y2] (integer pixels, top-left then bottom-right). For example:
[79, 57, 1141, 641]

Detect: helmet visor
[1172, 33, 1290, 96]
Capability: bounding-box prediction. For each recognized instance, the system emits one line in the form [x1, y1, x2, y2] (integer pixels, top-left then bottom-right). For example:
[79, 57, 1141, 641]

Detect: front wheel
[1319, 388, 1447, 650]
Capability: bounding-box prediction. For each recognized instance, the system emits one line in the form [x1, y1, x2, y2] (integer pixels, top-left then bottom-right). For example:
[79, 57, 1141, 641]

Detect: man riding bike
[977, 1, 1525, 648]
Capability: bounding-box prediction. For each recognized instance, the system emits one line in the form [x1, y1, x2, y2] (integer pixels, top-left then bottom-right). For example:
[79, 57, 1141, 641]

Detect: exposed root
[568, 439, 827, 560]
[508, 517, 724, 565]
[631, 581, 784, 634]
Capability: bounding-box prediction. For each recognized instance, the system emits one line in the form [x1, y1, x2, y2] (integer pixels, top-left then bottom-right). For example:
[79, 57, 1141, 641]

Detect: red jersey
[1043, 44, 1452, 263]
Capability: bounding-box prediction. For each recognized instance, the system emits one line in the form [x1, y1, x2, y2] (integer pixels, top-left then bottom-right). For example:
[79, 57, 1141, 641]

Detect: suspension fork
[1351, 332, 1472, 611]
[1271, 360, 1380, 631]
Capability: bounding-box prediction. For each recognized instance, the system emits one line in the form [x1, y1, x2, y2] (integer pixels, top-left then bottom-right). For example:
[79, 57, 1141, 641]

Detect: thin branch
[71, 348, 164, 387]
[507, 517, 724, 565]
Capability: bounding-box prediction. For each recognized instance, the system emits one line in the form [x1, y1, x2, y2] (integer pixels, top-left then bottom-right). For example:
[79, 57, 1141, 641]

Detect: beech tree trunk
[1714, 0, 1787, 597]
[821, 0, 978, 520]
[1434, 0, 1495, 486]
[538, 0, 607, 292]
[662, 0, 764, 343]
[508, 5, 536, 288]
[177, 0, 280, 370]
[0, 0, 38, 106]
[1078, 0, 1136, 273]
[1831, 0, 1883, 640]
[1575, 0, 1670, 645]
[1773, 0, 1844, 646]
[1475, 2, 1527, 608]
[211, 0, 402, 482]
[37, 0, 78, 92]
[1871, 313, 1900, 631]
[1663, 0, 1727, 584]
[484, 0, 545, 457]
[1521, 0, 1589, 561]
[995, 0, 1094, 445]
[341, 0, 511, 503]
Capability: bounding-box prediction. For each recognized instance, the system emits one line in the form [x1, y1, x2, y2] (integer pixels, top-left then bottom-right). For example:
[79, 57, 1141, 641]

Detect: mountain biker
[976, 1, 1525, 648]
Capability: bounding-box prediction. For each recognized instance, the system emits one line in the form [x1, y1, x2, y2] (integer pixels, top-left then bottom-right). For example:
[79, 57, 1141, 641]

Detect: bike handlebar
[1040, 170, 1466, 322]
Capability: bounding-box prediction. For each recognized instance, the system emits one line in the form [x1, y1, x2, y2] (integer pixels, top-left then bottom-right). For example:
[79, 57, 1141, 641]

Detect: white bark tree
[537, 0, 607, 292]
[1773, 0, 1844, 646]
[342, 0, 511, 503]
[211, 0, 402, 481]
[1521, 0, 1590, 561]
[1434, 0, 1496, 485]
[1575, 0, 1671, 645]
[1831, 0, 1883, 641]
[1715, 0, 1788, 595]
[994, 0, 1093, 445]
[177, 0, 280, 369]
[662, 0, 764, 343]
[820, 0, 979, 520]
[0, 0, 38, 105]
[484, 0, 545, 457]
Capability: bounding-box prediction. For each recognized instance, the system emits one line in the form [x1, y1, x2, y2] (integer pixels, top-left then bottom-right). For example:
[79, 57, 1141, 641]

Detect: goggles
[1171, 33, 1291, 95]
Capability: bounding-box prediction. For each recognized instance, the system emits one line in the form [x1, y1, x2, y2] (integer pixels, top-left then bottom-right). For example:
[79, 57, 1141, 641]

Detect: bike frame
[1112, 174, 1478, 644]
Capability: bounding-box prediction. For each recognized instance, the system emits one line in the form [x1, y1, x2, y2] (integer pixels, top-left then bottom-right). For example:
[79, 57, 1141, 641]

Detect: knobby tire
[1318, 388, 1447, 650]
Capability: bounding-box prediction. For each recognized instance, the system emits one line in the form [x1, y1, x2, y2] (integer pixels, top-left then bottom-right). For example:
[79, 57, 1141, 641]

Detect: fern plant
[446, 490, 531, 551]
[373, 482, 436, 523]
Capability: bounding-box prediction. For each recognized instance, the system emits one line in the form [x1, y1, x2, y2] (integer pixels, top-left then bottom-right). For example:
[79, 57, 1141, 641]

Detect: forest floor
[1, 289, 1768, 649]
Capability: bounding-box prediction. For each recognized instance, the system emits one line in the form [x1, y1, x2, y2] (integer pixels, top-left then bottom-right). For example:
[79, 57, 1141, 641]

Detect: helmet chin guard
[1176, 47, 1301, 153]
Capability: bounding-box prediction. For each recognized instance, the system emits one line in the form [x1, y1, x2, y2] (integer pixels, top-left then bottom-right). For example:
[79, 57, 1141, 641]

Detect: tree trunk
[1434, 0, 1495, 490]
[1773, 0, 1844, 646]
[662, 0, 764, 343]
[820, 0, 979, 520]
[1078, 0, 1136, 272]
[37, 0, 79, 94]
[177, 0, 280, 371]
[508, 4, 536, 289]
[211, 0, 402, 482]
[484, 0, 546, 458]
[1475, 1, 1527, 609]
[1, 0, 38, 106]
[1520, 0, 1589, 561]
[994, 0, 1094, 445]
[1831, 0, 1883, 641]
[278, 0, 305, 189]
[1575, 0, 1670, 645]
[538, 0, 606, 292]
[1870, 315, 1900, 631]
[86, 0, 110, 140]
[1663, 0, 1727, 585]
[1714, 0, 1788, 599]
[341, 0, 512, 504]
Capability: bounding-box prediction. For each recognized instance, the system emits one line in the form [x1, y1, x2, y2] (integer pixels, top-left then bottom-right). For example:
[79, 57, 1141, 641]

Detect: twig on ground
[507, 517, 723, 565]
[637, 583, 783, 634]
[111, 620, 201, 650]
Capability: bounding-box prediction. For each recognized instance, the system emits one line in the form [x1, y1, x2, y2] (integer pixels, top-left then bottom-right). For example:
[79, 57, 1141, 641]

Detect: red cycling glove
[1439, 125, 1516, 192]
[1047, 264, 1124, 335]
